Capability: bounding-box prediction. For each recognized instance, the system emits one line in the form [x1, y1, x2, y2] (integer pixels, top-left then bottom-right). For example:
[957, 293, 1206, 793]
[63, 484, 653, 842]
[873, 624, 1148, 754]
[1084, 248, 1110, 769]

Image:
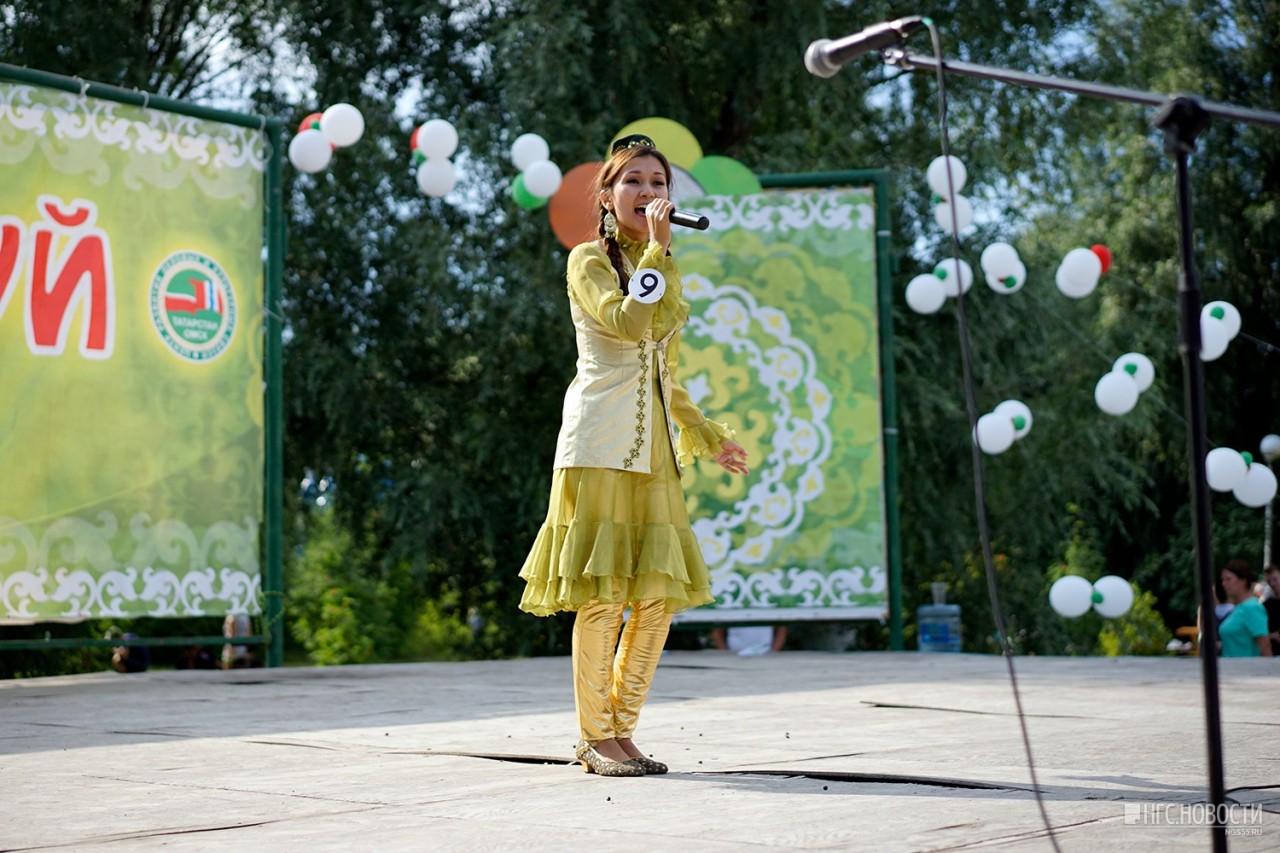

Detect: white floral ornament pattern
[0, 513, 261, 621]
[676, 190, 886, 617]
[0, 83, 267, 206]
[681, 286, 884, 613]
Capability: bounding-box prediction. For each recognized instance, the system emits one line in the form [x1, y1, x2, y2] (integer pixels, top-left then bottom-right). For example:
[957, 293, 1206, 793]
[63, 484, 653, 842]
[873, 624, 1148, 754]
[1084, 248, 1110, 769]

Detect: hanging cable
[921, 19, 1061, 851]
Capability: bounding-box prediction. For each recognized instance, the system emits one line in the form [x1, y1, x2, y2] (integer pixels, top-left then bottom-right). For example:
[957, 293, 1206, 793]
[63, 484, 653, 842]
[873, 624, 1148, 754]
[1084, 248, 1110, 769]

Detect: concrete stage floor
[0, 651, 1276, 851]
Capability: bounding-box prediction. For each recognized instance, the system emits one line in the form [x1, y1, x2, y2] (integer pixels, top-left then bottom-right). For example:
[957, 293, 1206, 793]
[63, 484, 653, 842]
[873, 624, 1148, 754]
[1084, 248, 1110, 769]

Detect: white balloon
[522, 159, 563, 198]
[1112, 352, 1155, 393]
[934, 195, 973, 233]
[1092, 575, 1134, 618]
[1055, 248, 1102, 298]
[1095, 370, 1139, 416]
[985, 259, 1026, 294]
[1201, 316, 1231, 361]
[510, 132, 550, 171]
[1049, 575, 1094, 618]
[1055, 263, 1096, 298]
[933, 257, 974, 297]
[417, 119, 459, 160]
[926, 155, 967, 198]
[416, 158, 457, 197]
[1233, 463, 1279, 508]
[1202, 300, 1241, 340]
[905, 273, 947, 315]
[980, 242, 1021, 279]
[994, 399, 1033, 440]
[1205, 447, 1249, 492]
[974, 412, 1016, 455]
[1062, 246, 1103, 280]
[1261, 433, 1280, 463]
[287, 129, 333, 173]
[320, 103, 364, 147]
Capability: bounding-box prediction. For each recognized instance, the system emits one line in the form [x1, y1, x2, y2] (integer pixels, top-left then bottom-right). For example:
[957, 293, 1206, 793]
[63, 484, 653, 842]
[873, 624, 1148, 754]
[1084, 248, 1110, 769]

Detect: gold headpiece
[611, 134, 657, 154]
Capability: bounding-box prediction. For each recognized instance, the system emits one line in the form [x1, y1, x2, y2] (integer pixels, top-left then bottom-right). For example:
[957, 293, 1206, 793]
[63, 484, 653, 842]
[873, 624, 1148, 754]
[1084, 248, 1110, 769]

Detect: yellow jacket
[552, 234, 732, 474]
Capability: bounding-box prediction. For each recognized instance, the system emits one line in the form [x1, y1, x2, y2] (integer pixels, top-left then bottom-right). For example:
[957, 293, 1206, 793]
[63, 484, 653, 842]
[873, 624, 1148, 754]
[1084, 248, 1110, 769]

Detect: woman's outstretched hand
[714, 439, 750, 475]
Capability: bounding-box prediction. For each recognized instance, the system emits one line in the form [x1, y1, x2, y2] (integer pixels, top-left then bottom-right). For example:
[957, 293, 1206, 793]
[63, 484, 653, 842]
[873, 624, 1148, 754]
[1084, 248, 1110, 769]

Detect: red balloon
[1090, 244, 1112, 274]
[409, 125, 420, 151]
[297, 112, 323, 134]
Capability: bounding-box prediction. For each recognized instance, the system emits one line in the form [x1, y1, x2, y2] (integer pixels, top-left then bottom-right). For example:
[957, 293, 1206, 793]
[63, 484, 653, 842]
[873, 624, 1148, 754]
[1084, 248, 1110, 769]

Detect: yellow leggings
[572, 599, 672, 742]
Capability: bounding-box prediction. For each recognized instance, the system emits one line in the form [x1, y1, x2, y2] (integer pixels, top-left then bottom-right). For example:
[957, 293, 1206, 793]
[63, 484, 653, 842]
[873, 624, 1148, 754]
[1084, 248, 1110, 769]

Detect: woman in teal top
[1218, 561, 1273, 657]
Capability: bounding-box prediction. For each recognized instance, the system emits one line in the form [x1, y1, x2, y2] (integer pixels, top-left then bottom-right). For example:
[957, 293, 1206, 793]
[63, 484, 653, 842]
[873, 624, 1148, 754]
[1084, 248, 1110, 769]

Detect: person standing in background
[1218, 561, 1272, 657]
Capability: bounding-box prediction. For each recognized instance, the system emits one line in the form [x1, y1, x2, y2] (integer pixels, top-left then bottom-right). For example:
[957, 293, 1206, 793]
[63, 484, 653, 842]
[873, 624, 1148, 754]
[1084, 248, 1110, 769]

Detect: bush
[1097, 589, 1173, 656]
[401, 598, 474, 661]
[286, 511, 401, 665]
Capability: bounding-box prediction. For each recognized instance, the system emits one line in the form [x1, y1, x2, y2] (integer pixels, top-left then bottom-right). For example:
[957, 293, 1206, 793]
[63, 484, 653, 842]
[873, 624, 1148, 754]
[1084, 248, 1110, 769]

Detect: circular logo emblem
[149, 251, 237, 362]
[629, 268, 666, 304]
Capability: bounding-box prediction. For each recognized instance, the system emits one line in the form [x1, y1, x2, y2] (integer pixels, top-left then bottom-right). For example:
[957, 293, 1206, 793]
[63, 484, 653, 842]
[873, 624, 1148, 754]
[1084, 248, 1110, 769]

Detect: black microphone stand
[883, 47, 1280, 853]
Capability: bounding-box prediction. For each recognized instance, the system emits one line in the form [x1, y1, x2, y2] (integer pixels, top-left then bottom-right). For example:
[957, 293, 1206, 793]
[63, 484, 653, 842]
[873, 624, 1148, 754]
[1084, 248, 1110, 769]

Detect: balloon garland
[1200, 300, 1241, 362]
[1205, 447, 1278, 507]
[412, 118, 460, 198]
[542, 116, 760, 249]
[972, 399, 1033, 455]
[288, 103, 365, 173]
[909, 151, 1273, 624]
[926, 155, 971, 235]
[508, 132, 562, 209]
[980, 242, 1026, 294]
[1049, 574, 1135, 619]
[918, 153, 1259, 512]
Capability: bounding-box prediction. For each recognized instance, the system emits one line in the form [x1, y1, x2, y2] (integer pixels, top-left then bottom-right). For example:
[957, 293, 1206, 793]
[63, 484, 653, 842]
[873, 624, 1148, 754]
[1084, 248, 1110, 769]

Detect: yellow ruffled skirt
[518, 399, 714, 616]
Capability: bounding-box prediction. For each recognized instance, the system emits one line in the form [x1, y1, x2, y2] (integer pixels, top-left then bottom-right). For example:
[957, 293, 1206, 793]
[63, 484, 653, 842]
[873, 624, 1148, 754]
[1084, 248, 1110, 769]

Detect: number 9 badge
[628, 268, 666, 304]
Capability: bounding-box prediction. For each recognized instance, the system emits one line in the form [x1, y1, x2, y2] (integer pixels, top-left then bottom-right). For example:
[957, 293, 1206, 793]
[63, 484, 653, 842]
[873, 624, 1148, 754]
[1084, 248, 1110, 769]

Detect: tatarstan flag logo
[164, 276, 224, 316]
[149, 250, 237, 362]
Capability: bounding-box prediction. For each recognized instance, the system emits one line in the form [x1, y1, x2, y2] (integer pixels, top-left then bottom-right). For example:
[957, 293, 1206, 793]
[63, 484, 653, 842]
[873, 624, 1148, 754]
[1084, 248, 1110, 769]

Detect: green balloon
[1091, 590, 1103, 603]
[1242, 451, 1254, 467]
[690, 155, 762, 196]
[512, 173, 549, 210]
[1211, 305, 1225, 320]
[1003, 275, 1017, 289]
[1012, 415, 1027, 430]
[1123, 362, 1137, 376]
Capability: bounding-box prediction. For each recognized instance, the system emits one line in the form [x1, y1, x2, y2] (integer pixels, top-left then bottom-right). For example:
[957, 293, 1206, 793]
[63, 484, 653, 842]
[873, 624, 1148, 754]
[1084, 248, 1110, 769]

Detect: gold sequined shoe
[625, 755, 668, 774]
[574, 741, 645, 777]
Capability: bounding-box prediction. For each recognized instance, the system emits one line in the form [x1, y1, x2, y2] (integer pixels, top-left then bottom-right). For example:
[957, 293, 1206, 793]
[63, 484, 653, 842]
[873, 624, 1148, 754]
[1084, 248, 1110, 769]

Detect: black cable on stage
[921, 20, 1062, 851]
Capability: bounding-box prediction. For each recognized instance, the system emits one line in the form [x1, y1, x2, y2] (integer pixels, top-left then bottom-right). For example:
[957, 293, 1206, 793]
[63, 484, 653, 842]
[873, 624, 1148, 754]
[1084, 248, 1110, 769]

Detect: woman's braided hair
[595, 139, 673, 294]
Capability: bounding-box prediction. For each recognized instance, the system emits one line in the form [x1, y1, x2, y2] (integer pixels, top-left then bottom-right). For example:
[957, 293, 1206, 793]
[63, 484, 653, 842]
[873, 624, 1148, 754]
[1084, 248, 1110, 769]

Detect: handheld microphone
[804, 16, 925, 78]
[669, 209, 710, 230]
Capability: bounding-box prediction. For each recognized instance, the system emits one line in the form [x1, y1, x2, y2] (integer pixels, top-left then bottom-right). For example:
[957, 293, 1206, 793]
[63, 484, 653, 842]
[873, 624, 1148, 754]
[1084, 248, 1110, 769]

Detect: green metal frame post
[264, 123, 286, 667]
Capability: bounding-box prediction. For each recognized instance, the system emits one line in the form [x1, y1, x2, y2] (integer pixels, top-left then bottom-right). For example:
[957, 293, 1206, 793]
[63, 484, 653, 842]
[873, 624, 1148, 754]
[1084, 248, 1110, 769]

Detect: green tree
[1041, 0, 1280, 634]
[9, 0, 1273, 668]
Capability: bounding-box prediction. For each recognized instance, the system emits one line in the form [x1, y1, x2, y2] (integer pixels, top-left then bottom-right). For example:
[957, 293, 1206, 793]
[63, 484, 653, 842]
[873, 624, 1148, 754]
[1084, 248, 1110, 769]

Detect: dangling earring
[602, 210, 617, 239]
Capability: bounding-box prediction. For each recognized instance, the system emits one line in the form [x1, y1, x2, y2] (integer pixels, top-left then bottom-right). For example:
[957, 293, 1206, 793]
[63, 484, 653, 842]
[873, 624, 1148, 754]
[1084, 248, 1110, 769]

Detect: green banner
[674, 188, 886, 622]
[0, 82, 265, 622]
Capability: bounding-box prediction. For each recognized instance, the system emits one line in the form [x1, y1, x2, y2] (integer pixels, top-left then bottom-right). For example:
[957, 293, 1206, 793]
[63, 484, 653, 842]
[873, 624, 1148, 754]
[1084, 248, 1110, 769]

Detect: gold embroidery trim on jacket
[658, 343, 678, 459]
[623, 339, 648, 469]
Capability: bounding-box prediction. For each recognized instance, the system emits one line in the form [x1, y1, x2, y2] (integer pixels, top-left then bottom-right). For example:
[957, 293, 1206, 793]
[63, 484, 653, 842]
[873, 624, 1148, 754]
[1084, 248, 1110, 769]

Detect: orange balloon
[549, 161, 602, 250]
